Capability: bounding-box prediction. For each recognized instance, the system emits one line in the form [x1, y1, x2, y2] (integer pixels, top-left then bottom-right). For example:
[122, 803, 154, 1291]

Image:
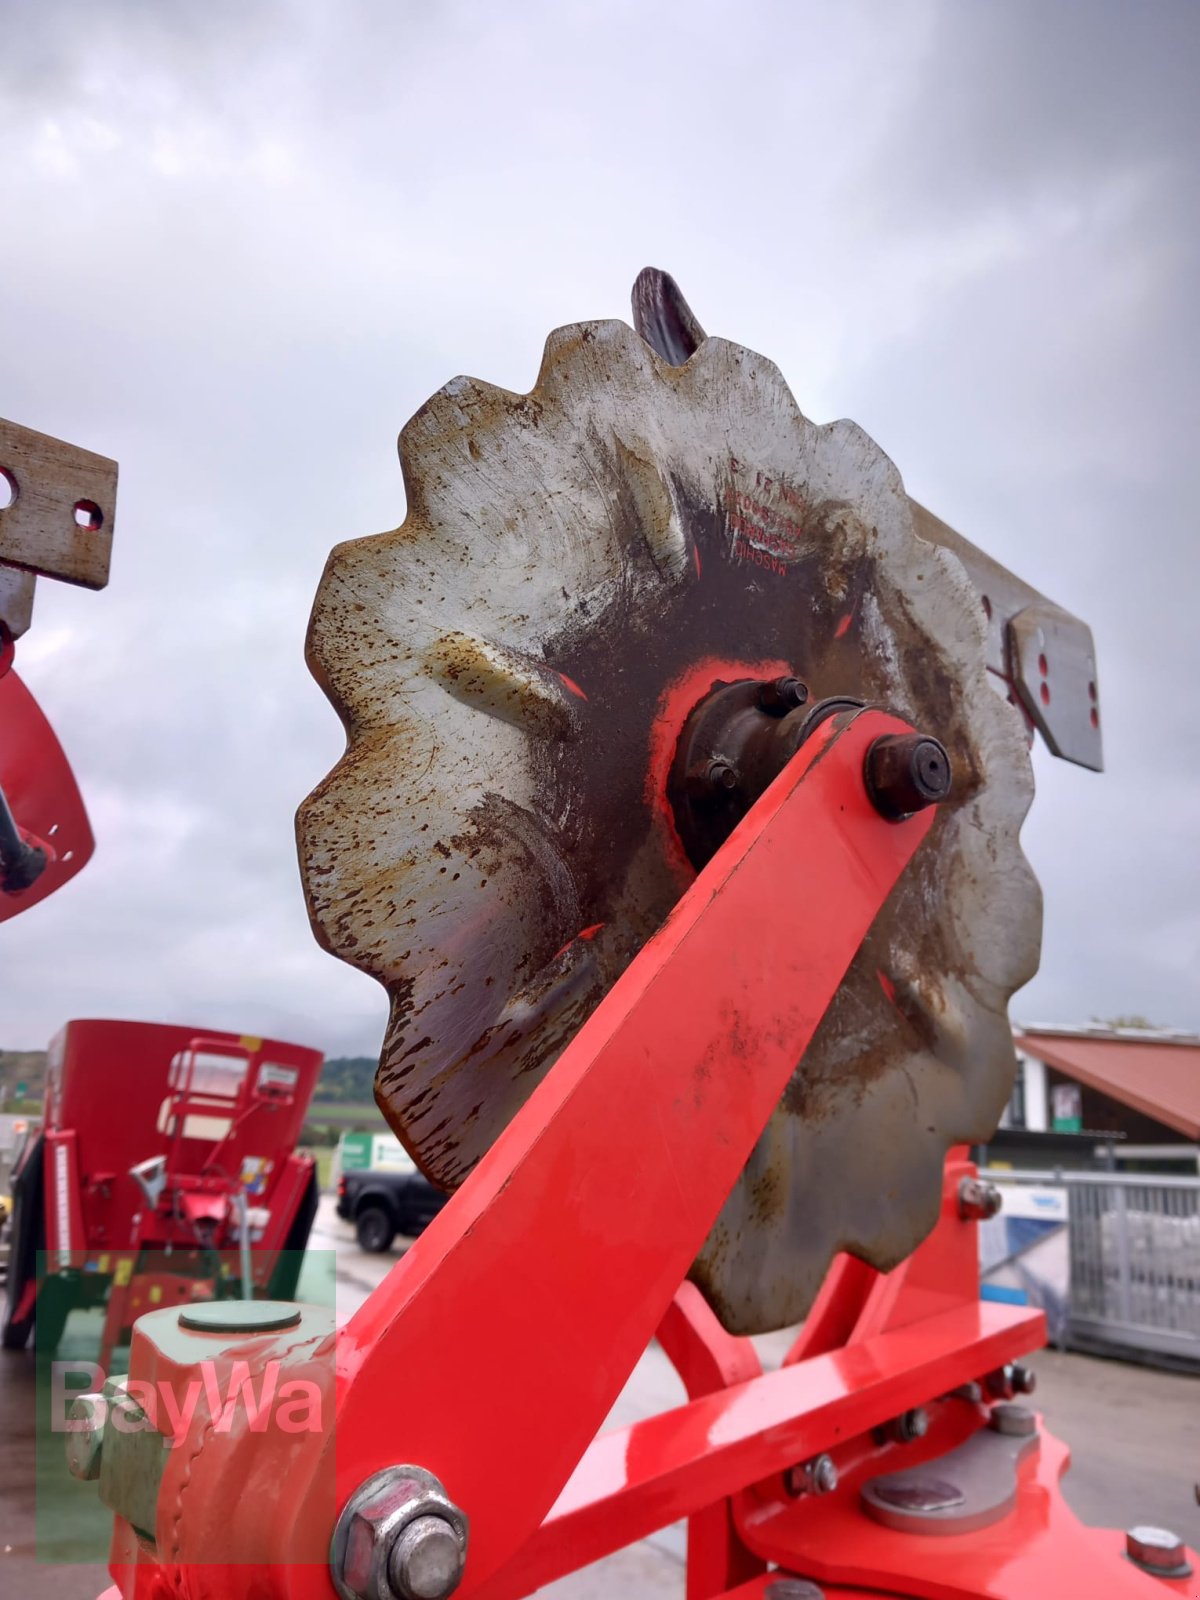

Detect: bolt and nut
[948, 1381, 983, 1405]
[65, 1392, 106, 1482]
[785, 1454, 838, 1497]
[985, 1363, 1036, 1402]
[331, 1466, 468, 1600]
[1125, 1525, 1192, 1578]
[863, 732, 952, 820]
[957, 1177, 1002, 1221]
[706, 758, 739, 793]
[757, 676, 810, 714]
[893, 1407, 928, 1444]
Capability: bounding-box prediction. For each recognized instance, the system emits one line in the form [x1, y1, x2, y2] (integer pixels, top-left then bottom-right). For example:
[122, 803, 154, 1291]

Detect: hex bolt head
[957, 1176, 1003, 1221]
[985, 1364, 1017, 1401]
[331, 1466, 469, 1600]
[389, 1515, 466, 1600]
[786, 1453, 839, 1497]
[706, 758, 739, 793]
[757, 675, 810, 714]
[1126, 1525, 1191, 1578]
[896, 1407, 928, 1443]
[949, 1381, 983, 1405]
[65, 1392, 105, 1482]
[1010, 1362, 1036, 1397]
[864, 733, 952, 820]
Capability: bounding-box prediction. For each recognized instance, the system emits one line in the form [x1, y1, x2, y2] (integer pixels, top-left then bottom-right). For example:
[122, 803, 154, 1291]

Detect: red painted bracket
[738, 1423, 1199, 1600]
[474, 1300, 1043, 1600]
[0, 667, 93, 920]
[115, 709, 936, 1598]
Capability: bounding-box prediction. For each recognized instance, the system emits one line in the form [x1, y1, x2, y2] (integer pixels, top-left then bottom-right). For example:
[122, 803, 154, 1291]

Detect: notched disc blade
[299, 317, 1040, 1333]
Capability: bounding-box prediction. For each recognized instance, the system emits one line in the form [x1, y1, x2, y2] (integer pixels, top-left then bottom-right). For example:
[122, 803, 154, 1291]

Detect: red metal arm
[115, 709, 936, 1597]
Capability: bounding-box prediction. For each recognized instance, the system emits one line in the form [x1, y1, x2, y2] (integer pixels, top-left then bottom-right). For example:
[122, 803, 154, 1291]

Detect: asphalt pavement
[2, 1195, 1197, 1599]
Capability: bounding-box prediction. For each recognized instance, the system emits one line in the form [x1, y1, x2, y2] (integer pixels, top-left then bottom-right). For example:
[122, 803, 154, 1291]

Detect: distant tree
[1091, 1014, 1159, 1031]
[313, 1055, 377, 1103]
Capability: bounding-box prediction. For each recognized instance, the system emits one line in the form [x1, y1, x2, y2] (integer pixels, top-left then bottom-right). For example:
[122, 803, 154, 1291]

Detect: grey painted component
[1009, 600, 1102, 770]
[178, 1299, 302, 1333]
[908, 503, 1102, 772]
[0, 566, 34, 639]
[764, 1582, 825, 1600]
[862, 1425, 1038, 1535]
[873, 1476, 965, 1514]
[96, 1376, 170, 1541]
[64, 1392, 105, 1481]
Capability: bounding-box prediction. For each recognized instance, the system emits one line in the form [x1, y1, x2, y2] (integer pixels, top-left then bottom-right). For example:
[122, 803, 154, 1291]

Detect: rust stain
[296, 317, 1039, 1333]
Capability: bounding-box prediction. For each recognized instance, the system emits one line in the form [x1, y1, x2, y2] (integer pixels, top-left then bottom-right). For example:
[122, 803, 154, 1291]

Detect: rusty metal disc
[298, 301, 1040, 1333]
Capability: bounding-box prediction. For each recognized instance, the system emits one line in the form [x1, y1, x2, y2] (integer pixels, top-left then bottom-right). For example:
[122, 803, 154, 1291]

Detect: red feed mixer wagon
[2, 1018, 323, 1368]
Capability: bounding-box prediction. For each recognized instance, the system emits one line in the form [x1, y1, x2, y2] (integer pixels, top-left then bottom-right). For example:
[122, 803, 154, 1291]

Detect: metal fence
[980, 1167, 1200, 1365]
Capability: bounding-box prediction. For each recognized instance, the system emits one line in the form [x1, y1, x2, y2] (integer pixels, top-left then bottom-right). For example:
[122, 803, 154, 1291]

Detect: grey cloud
[2, 0, 1196, 1065]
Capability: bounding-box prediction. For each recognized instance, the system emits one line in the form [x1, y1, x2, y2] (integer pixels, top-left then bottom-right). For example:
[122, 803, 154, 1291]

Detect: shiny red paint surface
[656, 1284, 767, 1600]
[740, 1422, 1198, 1600]
[110, 710, 933, 1599]
[0, 667, 92, 921]
[94, 689, 1192, 1600]
[328, 710, 931, 1596]
[474, 1300, 1042, 1600]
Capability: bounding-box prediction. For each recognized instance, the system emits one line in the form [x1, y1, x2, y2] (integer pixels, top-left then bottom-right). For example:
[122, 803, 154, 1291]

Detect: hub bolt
[786, 1453, 838, 1496]
[706, 758, 739, 793]
[864, 732, 952, 820]
[895, 1407, 928, 1443]
[1011, 1363, 1036, 1397]
[985, 1362, 1036, 1401]
[757, 676, 810, 714]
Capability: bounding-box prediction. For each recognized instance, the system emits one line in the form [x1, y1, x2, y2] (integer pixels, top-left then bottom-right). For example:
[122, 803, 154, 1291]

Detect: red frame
[98, 712, 1195, 1600]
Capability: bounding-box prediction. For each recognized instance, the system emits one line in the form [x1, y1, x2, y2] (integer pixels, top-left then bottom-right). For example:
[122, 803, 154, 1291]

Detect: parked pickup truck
[333, 1130, 449, 1252]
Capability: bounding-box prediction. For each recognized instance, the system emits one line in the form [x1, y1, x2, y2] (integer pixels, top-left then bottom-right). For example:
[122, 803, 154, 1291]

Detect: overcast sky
[2, 0, 1197, 1059]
